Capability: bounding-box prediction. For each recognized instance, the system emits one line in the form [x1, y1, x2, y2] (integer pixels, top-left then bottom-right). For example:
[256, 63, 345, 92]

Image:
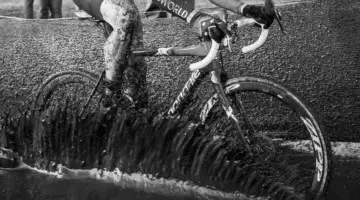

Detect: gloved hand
[241, 4, 275, 29]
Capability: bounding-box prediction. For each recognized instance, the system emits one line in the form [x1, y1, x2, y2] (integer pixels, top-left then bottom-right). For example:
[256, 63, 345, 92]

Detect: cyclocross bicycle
[31, 1, 332, 199]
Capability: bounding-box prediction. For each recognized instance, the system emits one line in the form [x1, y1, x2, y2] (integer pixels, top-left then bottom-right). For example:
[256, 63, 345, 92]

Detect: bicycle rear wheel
[201, 77, 332, 200]
[31, 70, 102, 119]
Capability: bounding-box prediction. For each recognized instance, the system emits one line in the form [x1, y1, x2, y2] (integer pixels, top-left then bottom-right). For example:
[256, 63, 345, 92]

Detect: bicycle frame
[133, 41, 252, 151]
[78, 40, 251, 152]
[133, 41, 227, 118]
[80, 41, 220, 118]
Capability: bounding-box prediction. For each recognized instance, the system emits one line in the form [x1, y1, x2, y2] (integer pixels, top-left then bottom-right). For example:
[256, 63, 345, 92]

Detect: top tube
[132, 42, 211, 57]
[132, 50, 159, 57]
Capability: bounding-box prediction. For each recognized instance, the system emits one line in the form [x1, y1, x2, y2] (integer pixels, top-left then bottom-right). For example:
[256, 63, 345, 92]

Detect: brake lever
[222, 32, 238, 52]
[225, 35, 233, 52]
[222, 23, 240, 52]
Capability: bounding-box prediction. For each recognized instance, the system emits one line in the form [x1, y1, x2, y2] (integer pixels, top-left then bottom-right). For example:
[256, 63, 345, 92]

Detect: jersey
[151, 0, 197, 22]
[73, 0, 197, 23]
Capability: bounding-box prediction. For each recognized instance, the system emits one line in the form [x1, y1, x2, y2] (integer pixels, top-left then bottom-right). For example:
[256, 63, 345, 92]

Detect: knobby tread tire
[202, 76, 332, 200]
[32, 70, 99, 112]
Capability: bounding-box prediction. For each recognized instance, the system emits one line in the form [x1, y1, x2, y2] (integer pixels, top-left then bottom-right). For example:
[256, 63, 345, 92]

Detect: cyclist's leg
[102, 22, 114, 39]
[124, 14, 148, 109]
[100, 0, 140, 106]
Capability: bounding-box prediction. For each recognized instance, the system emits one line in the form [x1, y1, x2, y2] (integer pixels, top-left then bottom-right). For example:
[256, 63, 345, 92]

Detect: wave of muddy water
[2, 141, 360, 200]
[0, 148, 263, 200]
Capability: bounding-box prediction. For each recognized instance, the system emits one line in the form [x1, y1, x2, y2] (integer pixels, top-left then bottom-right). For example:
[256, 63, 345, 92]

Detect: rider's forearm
[208, 0, 247, 15]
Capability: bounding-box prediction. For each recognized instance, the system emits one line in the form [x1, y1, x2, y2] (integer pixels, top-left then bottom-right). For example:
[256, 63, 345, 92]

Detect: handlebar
[189, 18, 269, 71]
[238, 18, 269, 53]
[189, 39, 220, 71]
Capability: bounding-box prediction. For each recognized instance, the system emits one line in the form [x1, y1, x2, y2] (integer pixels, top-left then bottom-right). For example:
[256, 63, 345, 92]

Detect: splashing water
[0, 101, 304, 200]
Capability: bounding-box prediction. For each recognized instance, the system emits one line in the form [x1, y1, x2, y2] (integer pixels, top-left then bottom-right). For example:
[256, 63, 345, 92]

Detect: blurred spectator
[145, 1, 172, 19]
[39, 0, 63, 19]
[24, 0, 34, 19]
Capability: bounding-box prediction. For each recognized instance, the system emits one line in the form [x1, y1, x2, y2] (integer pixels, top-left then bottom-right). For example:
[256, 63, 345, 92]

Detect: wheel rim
[202, 80, 329, 199]
[34, 73, 103, 121]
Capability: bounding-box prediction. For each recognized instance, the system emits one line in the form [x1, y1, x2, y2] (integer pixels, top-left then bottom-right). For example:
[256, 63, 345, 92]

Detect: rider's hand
[192, 12, 230, 43]
[240, 5, 274, 29]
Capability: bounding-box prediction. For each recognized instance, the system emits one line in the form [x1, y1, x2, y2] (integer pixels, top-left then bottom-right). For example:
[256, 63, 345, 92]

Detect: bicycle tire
[31, 70, 101, 118]
[200, 77, 332, 200]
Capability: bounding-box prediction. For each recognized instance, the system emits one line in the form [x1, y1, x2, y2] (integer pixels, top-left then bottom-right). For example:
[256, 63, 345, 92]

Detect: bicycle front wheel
[201, 77, 332, 200]
[31, 70, 103, 118]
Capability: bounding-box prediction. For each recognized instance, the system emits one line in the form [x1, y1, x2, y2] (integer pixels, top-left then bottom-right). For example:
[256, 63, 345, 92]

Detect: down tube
[167, 70, 207, 117]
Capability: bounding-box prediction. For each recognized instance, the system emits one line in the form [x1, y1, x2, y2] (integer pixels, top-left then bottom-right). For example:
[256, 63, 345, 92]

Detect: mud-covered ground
[1, 0, 360, 199]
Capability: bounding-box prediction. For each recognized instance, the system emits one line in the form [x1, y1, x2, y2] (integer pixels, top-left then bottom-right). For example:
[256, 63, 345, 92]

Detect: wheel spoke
[201, 78, 331, 199]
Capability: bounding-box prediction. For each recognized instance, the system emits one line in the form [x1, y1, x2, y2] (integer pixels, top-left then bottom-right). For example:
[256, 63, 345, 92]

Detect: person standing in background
[24, 0, 34, 19]
[39, 0, 63, 19]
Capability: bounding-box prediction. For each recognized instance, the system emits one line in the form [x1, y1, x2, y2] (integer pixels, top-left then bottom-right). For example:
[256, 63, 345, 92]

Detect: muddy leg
[124, 14, 148, 109]
[100, 0, 139, 98]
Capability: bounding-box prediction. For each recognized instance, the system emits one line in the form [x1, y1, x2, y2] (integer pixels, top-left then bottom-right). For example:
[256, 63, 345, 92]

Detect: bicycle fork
[210, 61, 253, 154]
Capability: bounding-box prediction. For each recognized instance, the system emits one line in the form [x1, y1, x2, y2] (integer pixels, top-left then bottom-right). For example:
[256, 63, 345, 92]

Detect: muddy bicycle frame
[82, 18, 268, 152]
[131, 18, 268, 117]
[81, 18, 269, 152]
[83, 18, 269, 152]
[133, 42, 226, 118]
[131, 44, 251, 152]
[122, 18, 268, 151]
